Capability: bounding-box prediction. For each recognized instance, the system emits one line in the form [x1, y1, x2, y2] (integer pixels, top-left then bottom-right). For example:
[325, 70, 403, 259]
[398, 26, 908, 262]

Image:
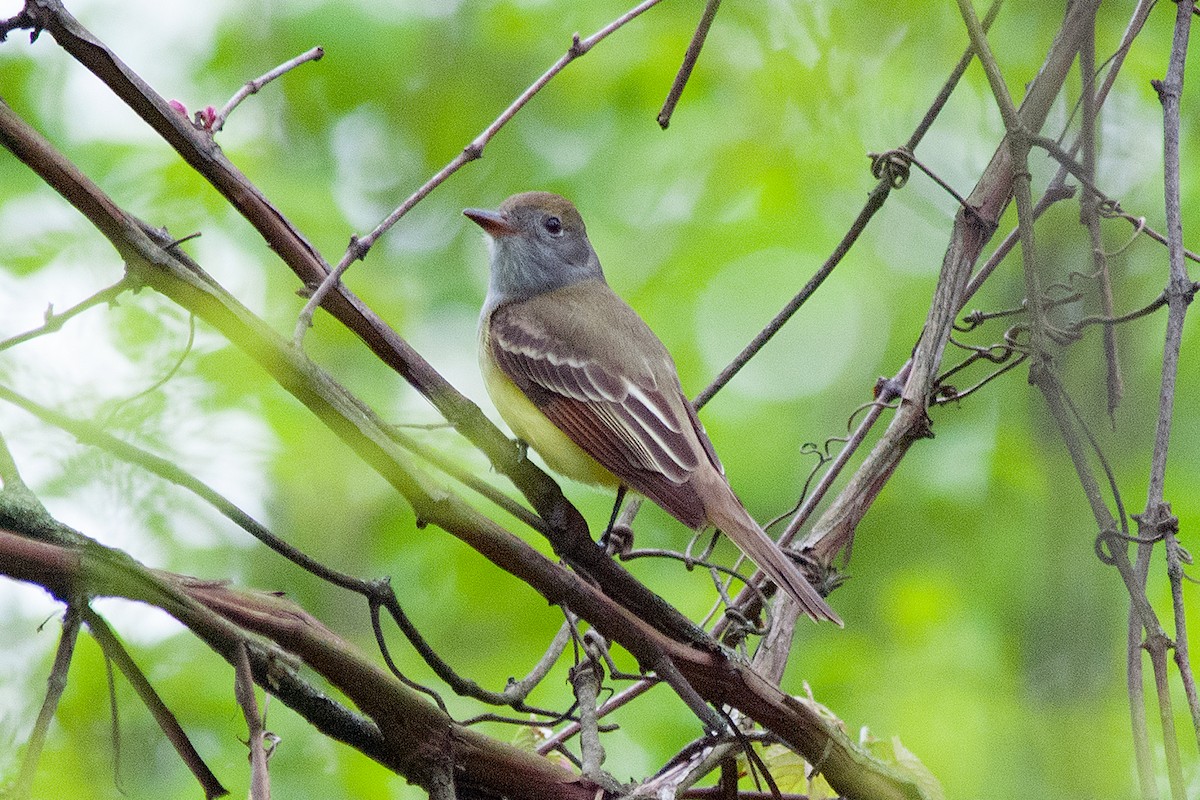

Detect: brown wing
[489, 283, 712, 528]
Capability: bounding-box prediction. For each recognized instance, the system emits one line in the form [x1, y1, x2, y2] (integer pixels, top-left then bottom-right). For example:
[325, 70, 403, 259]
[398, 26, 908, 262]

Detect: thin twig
[1105, 207, 1200, 265]
[234, 642, 270, 800]
[101, 645, 122, 795]
[536, 680, 657, 755]
[657, 0, 721, 129]
[212, 46, 324, 133]
[895, 147, 976, 212]
[694, 169, 888, 411]
[1065, 289, 1175, 333]
[1166, 526, 1200, 749]
[84, 608, 228, 799]
[931, 353, 1027, 405]
[649, 654, 725, 736]
[373, 594, 570, 717]
[1059, 390, 1130, 543]
[292, 0, 669, 344]
[0, 277, 132, 353]
[101, 312, 196, 425]
[906, 0, 1005, 152]
[779, 389, 900, 548]
[1141, 0, 1199, 790]
[13, 603, 83, 799]
[1078, 16, 1123, 419]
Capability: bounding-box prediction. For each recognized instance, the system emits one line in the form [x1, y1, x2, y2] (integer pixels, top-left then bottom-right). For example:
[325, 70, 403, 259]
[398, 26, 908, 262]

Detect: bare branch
[293, 0, 669, 342]
[212, 46, 324, 133]
[233, 642, 270, 800]
[1078, 16, 1124, 418]
[657, 0, 721, 129]
[1141, 1, 1200, 790]
[13, 603, 84, 800]
[84, 608, 229, 799]
[0, 277, 132, 353]
[801, 0, 1099, 564]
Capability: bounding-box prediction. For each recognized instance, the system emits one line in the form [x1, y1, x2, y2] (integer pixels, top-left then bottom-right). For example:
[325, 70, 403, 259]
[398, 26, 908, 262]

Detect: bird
[465, 191, 840, 625]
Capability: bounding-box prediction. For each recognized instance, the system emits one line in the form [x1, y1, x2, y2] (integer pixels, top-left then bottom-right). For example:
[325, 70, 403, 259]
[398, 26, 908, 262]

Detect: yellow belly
[480, 345, 619, 488]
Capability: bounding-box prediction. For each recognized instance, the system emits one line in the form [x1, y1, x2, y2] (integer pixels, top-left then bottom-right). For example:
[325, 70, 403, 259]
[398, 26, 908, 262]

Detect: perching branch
[1, 1, 1192, 796]
[0, 94, 929, 800]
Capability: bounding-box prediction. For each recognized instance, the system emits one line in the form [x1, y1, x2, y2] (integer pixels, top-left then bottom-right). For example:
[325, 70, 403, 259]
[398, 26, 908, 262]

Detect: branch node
[0, 6, 40, 43]
[872, 375, 905, 403]
[1132, 502, 1179, 539]
[347, 234, 369, 263]
[868, 148, 912, 189]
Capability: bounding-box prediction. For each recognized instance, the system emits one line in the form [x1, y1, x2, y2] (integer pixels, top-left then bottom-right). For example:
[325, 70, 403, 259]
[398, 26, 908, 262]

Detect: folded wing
[489, 292, 711, 528]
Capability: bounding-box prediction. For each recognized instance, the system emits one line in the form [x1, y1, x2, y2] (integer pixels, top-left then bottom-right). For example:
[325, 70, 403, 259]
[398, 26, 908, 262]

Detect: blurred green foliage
[0, 1, 1197, 798]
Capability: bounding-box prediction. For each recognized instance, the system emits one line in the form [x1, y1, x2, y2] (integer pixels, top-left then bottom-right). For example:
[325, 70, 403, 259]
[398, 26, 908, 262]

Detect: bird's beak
[463, 207, 519, 237]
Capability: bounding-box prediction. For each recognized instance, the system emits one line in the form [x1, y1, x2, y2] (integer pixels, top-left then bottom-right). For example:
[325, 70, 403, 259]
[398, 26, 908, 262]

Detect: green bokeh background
[0, 1, 1197, 798]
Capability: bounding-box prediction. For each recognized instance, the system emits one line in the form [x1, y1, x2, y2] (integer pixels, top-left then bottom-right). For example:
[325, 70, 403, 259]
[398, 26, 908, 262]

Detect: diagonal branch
[0, 91, 932, 800]
[801, 0, 1100, 564]
[12, 602, 84, 800]
[1078, 13, 1124, 419]
[84, 608, 229, 800]
[7, 0, 703, 642]
[294, 0, 670, 341]
[657, 0, 722, 129]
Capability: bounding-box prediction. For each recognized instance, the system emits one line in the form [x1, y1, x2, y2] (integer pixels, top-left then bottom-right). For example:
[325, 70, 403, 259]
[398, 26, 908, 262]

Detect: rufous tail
[705, 487, 842, 626]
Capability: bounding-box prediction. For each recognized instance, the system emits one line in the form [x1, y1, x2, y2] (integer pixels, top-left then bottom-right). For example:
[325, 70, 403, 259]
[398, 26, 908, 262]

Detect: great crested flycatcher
[466, 191, 840, 625]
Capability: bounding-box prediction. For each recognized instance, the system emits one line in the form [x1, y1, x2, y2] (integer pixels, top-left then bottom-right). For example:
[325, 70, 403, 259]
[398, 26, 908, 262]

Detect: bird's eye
[543, 216, 563, 236]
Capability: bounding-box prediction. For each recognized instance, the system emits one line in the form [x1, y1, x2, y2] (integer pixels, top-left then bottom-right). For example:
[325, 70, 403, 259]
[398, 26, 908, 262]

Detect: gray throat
[482, 236, 605, 314]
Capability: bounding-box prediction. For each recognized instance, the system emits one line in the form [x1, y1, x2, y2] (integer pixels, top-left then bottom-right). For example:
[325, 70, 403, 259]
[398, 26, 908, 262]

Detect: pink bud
[198, 106, 217, 131]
